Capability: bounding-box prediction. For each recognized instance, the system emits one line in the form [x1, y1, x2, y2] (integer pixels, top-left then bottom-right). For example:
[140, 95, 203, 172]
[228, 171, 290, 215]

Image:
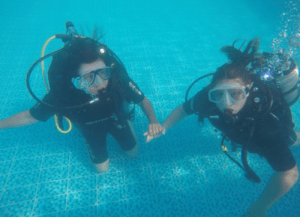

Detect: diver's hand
[143, 123, 166, 143]
[242, 201, 268, 217]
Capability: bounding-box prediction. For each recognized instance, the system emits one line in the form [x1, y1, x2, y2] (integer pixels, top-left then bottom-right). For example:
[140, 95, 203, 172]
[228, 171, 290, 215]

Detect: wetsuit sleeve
[29, 93, 56, 122]
[122, 77, 145, 104]
[183, 87, 210, 115]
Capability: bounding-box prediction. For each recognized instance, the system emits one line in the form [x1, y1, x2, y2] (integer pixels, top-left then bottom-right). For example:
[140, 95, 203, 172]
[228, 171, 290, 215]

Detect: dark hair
[58, 26, 106, 78]
[210, 38, 264, 88]
[79, 25, 104, 42]
[64, 37, 102, 77]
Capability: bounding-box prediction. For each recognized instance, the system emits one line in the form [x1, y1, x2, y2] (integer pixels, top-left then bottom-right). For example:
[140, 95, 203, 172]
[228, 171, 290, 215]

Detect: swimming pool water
[0, 0, 299, 216]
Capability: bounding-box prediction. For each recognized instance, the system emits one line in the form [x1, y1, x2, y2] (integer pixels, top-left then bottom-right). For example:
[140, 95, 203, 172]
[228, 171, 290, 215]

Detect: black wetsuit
[183, 79, 296, 172]
[30, 74, 145, 164]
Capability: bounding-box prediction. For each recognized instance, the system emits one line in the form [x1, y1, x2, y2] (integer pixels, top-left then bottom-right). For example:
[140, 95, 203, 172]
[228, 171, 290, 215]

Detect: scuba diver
[146, 38, 300, 217]
[0, 22, 163, 173]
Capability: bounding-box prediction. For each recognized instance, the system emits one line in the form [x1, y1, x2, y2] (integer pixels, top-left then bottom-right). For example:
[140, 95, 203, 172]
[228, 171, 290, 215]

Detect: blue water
[0, 0, 299, 216]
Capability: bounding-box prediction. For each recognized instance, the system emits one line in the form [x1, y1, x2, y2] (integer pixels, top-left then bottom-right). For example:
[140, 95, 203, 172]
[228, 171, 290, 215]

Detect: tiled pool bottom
[0, 119, 300, 217]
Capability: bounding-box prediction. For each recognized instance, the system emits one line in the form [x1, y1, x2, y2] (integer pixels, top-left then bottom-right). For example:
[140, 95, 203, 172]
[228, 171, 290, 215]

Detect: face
[78, 59, 109, 97]
[210, 78, 250, 114]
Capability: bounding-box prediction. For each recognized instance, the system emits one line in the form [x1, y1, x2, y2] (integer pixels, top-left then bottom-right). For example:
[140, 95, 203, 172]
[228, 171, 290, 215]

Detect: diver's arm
[245, 164, 299, 216]
[162, 104, 189, 131]
[0, 110, 39, 130]
[137, 97, 159, 124]
[138, 97, 165, 141]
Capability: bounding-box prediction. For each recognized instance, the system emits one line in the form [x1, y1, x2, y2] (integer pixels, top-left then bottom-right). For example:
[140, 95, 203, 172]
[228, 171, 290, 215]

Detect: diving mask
[72, 67, 111, 90]
[208, 83, 248, 105]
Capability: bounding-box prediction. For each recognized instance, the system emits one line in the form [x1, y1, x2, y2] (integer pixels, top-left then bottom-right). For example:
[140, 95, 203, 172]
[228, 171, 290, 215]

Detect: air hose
[40, 35, 72, 134]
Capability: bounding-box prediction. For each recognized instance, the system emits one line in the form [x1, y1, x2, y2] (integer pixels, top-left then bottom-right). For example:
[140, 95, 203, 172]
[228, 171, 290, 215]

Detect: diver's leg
[83, 129, 110, 173]
[94, 158, 110, 173]
[110, 120, 139, 158]
[125, 142, 139, 157]
[124, 120, 139, 157]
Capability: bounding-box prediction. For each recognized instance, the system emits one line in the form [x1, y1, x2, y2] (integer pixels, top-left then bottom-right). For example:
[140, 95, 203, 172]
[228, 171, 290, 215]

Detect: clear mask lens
[209, 84, 247, 104]
[72, 67, 111, 90]
[96, 67, 111, 80]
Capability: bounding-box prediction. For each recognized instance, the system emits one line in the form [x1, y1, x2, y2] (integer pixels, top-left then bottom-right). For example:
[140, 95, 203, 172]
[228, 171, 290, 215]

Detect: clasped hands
[143, 123, 166, 143]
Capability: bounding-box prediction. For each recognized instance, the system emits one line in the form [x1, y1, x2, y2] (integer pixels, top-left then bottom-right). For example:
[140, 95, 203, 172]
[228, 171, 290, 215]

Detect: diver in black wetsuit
[148, 38, 299, 217]
[0, 35, 163, 173]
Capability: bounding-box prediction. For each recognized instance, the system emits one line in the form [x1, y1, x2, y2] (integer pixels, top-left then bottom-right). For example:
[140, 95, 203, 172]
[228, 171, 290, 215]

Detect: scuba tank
[256, 52, 299, 106]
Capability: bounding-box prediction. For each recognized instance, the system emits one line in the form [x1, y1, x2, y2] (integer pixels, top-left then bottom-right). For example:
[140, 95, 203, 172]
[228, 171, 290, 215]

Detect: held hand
[242, 201, 268, 217]
[143, 123, 166, 143]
